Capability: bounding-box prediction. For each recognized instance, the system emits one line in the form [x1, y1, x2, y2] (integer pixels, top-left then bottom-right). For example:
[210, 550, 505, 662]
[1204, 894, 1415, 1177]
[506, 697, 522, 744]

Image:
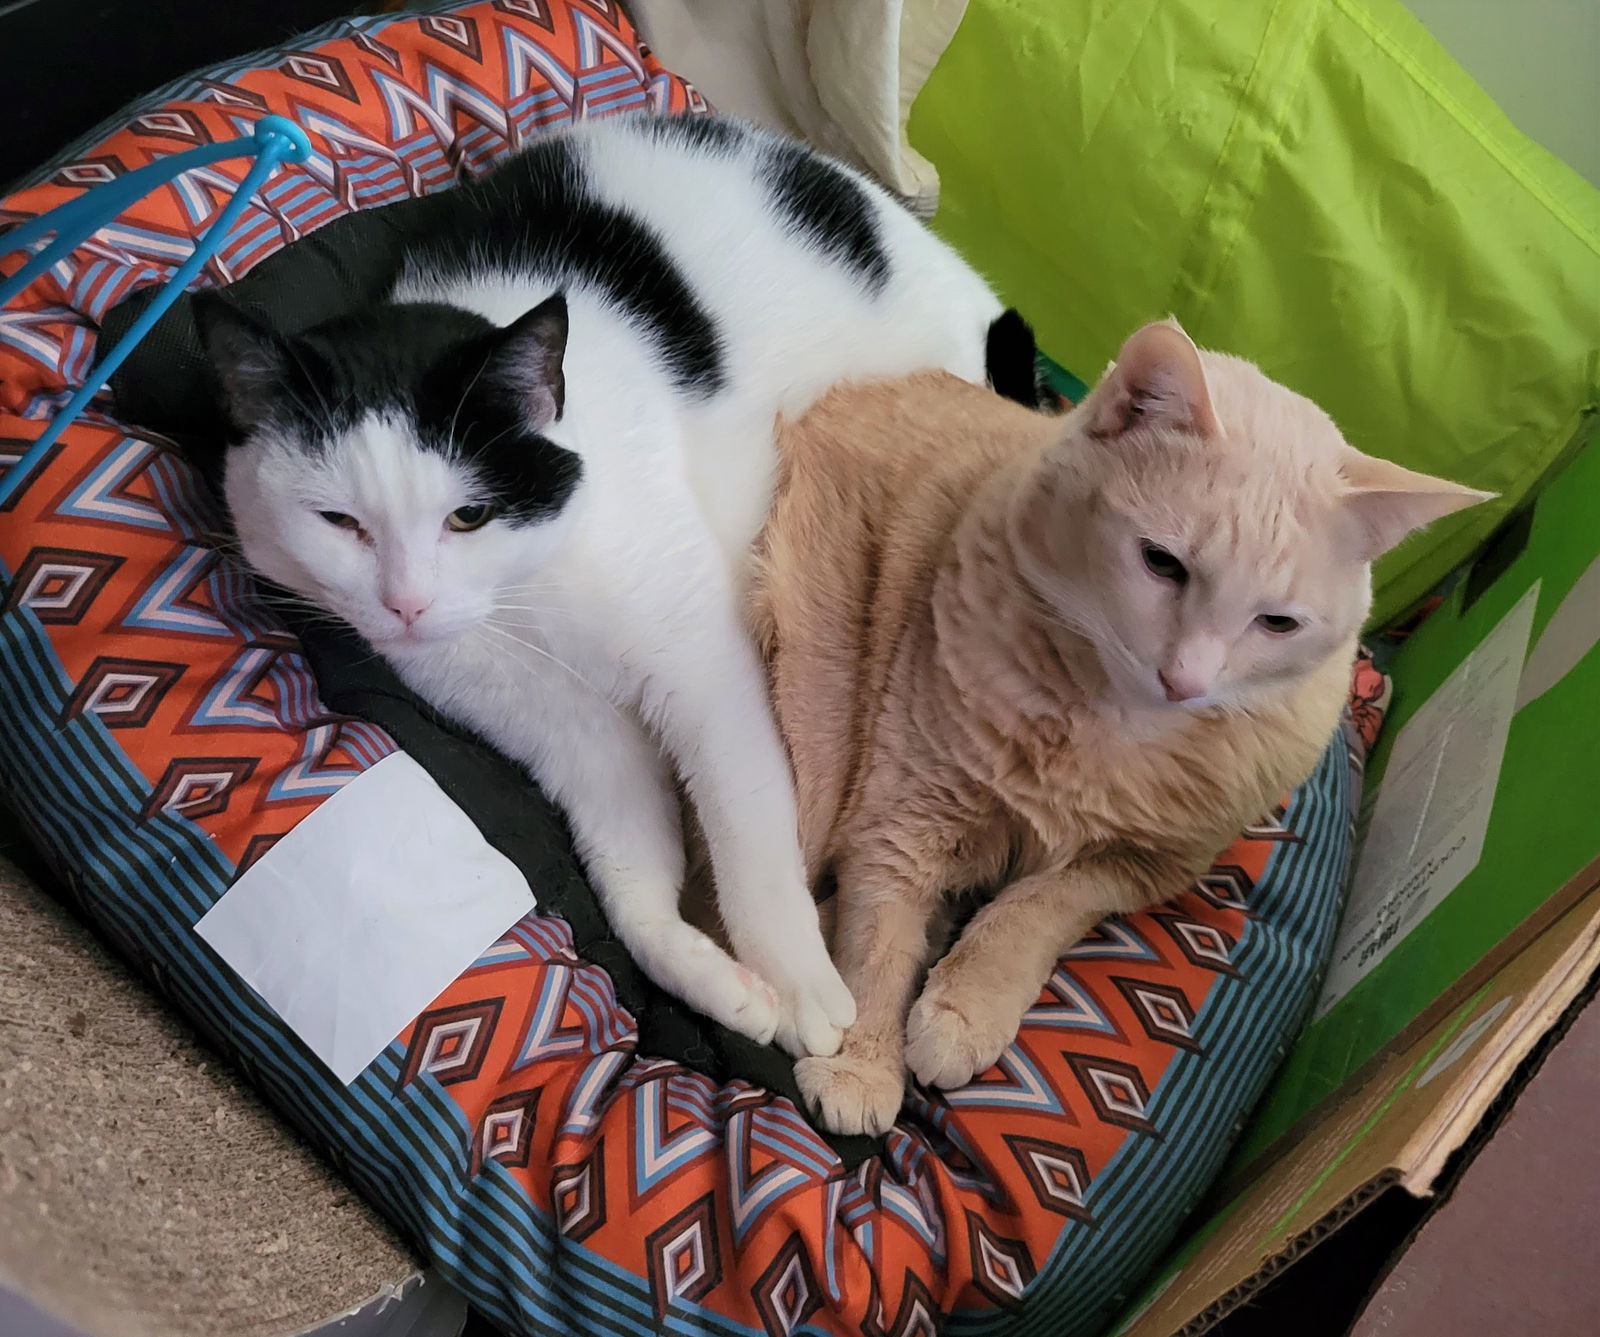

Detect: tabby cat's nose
[1158, 669, 1205, 703]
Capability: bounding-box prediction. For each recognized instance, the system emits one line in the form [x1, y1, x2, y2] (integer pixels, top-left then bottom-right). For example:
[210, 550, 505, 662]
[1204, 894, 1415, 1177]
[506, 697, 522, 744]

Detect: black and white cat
[196, 114, 1025, 1059]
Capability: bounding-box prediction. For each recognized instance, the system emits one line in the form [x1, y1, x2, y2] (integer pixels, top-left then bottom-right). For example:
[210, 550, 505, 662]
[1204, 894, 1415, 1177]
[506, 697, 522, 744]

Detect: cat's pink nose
[386, 596, 433, 628]
[1159, 669, 1206, 702]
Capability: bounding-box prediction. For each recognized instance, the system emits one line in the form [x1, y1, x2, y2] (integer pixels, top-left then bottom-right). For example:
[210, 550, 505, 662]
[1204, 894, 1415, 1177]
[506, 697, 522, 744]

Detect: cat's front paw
[795, 1051, 905, 1136]
[904, 987, 1017, 1090]
[630, 921, 782, 1046]
[766, 957, 857, 1059]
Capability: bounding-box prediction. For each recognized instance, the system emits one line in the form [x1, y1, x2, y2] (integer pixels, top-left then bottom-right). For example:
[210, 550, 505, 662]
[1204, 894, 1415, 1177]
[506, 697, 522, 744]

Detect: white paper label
[196, 752, 534, 1082]
[1313, 583, 1539, 1018]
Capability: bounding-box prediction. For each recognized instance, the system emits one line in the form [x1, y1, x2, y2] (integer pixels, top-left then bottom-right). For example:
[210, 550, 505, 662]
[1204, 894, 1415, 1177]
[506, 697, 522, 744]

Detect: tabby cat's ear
[1086, 318, 1220, 440]
[193, 292, 306, 432]
[1337, 448, 1495, 560]
[486, 293, 569, 429]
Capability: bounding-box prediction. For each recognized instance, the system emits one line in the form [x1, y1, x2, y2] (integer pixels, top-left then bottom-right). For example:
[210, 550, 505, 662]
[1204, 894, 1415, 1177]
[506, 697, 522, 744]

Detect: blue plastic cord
[0, 114, 312, 507]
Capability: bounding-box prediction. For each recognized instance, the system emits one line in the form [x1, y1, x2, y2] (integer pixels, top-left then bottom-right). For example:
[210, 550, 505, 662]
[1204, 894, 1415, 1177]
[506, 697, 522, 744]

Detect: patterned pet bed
[0, 3, 1384, 1333]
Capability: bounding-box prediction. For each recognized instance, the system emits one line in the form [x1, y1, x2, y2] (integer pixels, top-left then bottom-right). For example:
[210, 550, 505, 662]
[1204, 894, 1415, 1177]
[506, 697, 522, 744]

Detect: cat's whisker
[252, 590, 365, 638]
[263, 591, 340, 616]
[326, 642, 390, 672]
[1015, 573, 1156, 699]
[204, 540, 251, 566]
[474, 621, 625, 721]
[491, 589, 568, 603]
[279, 615, 357, 637]
[319, 391, 357, 444]
[464, 421, 521, 456]
[271, 604, 345, 624]
[279, 379, 331, 436]
[447, 348, 493, 452]
[491, 603, 572, 622]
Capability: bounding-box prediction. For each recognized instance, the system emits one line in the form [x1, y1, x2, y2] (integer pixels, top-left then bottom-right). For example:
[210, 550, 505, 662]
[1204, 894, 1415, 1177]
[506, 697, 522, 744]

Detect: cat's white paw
[630, 922, 781, 1046]
[762, 958, 857, 1059]
[904, 991, 1015, 1090]
[716, 962, 783, 1047]
[795, 1051, 904, 1136]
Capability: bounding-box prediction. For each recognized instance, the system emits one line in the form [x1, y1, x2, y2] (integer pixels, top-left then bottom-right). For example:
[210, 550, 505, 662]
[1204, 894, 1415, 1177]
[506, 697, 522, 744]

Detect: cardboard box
[1111, 426, 1600, 1337]
[1350, 970, 1600, 1335]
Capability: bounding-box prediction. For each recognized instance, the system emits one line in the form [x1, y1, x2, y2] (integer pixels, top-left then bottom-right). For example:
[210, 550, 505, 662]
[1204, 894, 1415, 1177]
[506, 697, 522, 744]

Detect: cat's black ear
[486, 293, 568, 429]
[985, 308, 1042, 407]
[193, 292, 300, 432]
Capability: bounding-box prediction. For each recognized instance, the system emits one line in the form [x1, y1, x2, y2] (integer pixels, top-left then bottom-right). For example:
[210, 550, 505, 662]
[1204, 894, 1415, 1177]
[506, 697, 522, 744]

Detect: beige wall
[1403, 0, 1600, 188]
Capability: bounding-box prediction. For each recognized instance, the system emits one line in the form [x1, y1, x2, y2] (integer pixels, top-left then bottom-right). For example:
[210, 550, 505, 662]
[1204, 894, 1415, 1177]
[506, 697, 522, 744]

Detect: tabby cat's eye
[319, 510, 360, 531]
[1257, 613, 1301, 635]
[447, 503, 497, 533]
[1140, 542, 1188, 584]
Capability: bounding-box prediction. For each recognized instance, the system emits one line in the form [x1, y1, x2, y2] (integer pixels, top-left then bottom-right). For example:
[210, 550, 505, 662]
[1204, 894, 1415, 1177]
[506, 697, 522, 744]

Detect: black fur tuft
[985, 308, 1043, 407]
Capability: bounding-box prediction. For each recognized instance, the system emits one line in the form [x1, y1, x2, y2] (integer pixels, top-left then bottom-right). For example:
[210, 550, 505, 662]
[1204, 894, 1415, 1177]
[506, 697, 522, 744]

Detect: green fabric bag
[911, 0, 1600, 624]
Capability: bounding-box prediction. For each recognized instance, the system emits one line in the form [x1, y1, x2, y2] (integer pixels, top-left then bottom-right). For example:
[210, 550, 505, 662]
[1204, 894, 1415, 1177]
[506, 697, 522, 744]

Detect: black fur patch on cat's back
[418, 135, 725, 397]
[632, 112, 745, 155]
[761, 139, 891, 294]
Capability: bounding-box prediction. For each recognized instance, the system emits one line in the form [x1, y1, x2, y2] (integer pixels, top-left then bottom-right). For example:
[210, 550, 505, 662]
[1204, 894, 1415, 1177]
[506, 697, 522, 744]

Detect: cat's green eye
[1141, 542, 1188, 584]
[319, 510, 360, 531]
[447, 503, 497, 533]
[1257, 613, 1301, 634]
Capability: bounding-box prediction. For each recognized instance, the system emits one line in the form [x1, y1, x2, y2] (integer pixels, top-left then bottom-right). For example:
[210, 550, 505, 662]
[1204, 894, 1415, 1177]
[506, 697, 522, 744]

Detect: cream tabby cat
[750, 321, 1490, 1135]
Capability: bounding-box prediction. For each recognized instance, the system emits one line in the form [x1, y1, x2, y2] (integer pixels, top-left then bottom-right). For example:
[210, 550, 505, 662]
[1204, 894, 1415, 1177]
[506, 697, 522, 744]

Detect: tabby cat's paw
[904, 991, 1015, 1090]
[795, 1051, 904, 1136]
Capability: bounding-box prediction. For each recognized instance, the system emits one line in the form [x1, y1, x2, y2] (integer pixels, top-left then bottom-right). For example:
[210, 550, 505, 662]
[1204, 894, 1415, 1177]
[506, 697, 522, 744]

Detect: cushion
[910, 0, 1600, 626]
[0, 3, 1380, 1332]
